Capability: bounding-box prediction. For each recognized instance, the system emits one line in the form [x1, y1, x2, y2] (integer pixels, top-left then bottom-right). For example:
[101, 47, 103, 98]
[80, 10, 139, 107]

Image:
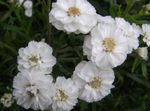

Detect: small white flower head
[72, 61, 115, 102]
[52, 77, 79, 111]
[137, 47, 148, 60]
[23, 0, 32, 10]
[142, 24, 150, 46]
[13, 70, 55, 110]
[115, 17, 141, 53]
[25, 9, 32, 17]
[23, 0, 33, 17]
[18, 40, 56, 74]
[83, 23, 128, 68]
[49, 0, 97, 34]
[0, 93, 14, 108]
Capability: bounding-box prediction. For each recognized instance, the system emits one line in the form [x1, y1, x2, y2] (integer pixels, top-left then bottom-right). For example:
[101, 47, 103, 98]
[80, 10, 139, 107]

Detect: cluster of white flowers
[12, 0, 150, 111]
[15, 0, 33, 17]
[0, 93, 14, 108]
[13, 41, 79, 111]
[23, 0, 33, 17]
[13, 41, 56, 110]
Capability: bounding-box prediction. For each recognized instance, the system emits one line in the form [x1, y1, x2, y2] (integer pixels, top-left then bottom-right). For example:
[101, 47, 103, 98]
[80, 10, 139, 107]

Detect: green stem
[47, 0, 52, 44]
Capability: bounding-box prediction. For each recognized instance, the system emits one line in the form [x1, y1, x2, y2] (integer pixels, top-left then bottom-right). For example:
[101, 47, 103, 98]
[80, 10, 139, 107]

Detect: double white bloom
[18, 41, 56, 74]
[13, 70, 55, 110]
[52, 77, 79, 111]
[72, 61, 115, 102]
[83, 15, 142, 68]
[49, 0, 97, 34]
[84, 17, 128, 68]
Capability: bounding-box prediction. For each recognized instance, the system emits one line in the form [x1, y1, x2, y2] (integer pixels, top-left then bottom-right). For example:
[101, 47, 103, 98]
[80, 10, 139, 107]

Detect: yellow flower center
[56, 89, 68, 101]
[28, 54, 41, 66]
[88, 77, 102, 89]
[67, 6, 81, 17]
[102, 38, 116, 53]
[26, 84, 39, 97]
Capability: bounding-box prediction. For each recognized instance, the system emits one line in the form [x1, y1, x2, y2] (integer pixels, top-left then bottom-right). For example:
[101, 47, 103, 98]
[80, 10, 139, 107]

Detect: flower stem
[47, 0, 52, 44]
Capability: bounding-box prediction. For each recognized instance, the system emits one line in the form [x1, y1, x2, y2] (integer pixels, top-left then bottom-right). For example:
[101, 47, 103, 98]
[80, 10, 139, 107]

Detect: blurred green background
[0, 0, 150, 111]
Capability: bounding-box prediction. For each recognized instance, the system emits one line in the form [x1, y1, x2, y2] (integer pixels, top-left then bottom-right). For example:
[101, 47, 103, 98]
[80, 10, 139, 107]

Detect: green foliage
[0, 0, 150, 111]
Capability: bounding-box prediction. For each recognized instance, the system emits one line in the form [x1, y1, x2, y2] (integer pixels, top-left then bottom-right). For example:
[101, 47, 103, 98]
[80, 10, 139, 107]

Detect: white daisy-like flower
[0, 93, 14, 108]
[137, 47, 148, 60]
[83, 15, 115, 60]
[52, 77, 79, 111]
[83, 23, 128, 68]
[13, 70, 55, 110]
[142, 24, 150, 46]
[17, 40, 56, 74]
[115, 17, 141, 53]
[49, 0, 97, 34]
[72, 61, 115, 102]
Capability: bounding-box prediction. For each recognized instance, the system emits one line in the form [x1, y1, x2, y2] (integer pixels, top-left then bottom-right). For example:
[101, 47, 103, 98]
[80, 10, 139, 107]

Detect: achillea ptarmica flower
[142, 24, 150, 46]
[83, 22, 128, 68]
[115, 17, 141, 53]
[72, 61, 115, 102]
[13, 70, 55, 110]
[52, 77, 79, 111]
[0, 93, 14, 108]
[17, 40, 56, 74]
[49, 0, 97, 34]
[23, 0, 33, 17]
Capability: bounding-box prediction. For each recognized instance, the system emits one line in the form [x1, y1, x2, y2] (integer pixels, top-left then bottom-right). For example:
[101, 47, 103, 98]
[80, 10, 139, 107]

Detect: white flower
[137, 47, 148, 60]
[0, 93, 14, 108]
[13, 70, 55, 110]
[49, 0, 97, 34]
[17, 40, 56, 74]
[52, 77, 78, 111]
[23, 0, 32, 10]
[142, 24, 150, 46]
[83, 23, 128, 68]
[23, 0, 33, 17]
[72, 61, 115, 102]
[115, 17, 141, 53]
[25, 9, 32, 17]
